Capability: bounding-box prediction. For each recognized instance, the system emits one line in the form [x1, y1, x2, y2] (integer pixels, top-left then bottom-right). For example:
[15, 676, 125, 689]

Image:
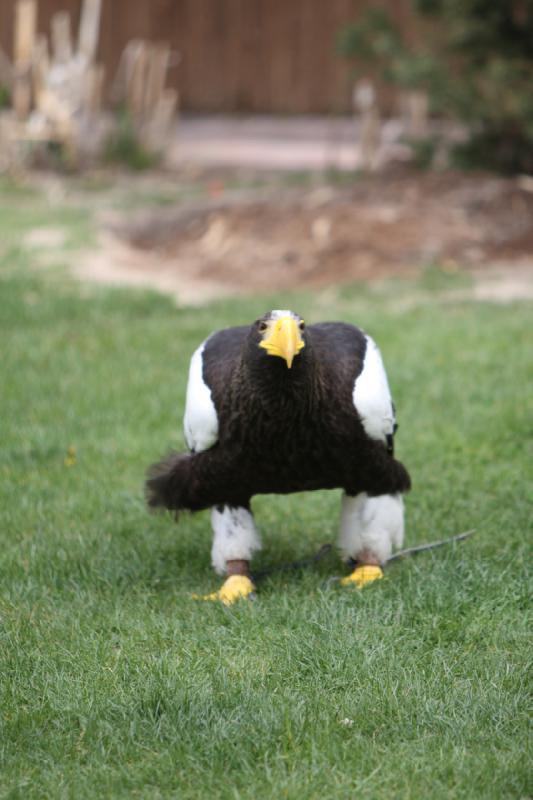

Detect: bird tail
[145, 449, 241, 513]
[392, 458, 411, 493]
[359, 451, 412, 497]
[145, 452, 201, 513]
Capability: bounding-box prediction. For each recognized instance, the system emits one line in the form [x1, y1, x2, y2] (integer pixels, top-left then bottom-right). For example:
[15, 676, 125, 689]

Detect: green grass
[0, 183, 532, 799]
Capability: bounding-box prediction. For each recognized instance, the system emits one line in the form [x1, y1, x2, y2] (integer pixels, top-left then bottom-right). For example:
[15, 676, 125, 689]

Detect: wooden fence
[1, 0, 411, 113]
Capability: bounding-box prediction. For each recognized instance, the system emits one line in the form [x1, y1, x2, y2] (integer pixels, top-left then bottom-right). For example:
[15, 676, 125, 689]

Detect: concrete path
[168, 115, 407, 171]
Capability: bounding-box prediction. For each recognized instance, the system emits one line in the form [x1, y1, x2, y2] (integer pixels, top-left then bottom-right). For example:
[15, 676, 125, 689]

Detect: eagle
[146, 310, 411, 605]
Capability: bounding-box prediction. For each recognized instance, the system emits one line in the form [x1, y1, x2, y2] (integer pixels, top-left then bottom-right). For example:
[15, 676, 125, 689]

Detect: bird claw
[192, 575, 256, 606]
[339, 565, 384, 589]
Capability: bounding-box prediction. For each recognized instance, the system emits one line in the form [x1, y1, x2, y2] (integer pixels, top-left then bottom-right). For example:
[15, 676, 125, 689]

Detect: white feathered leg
[210, 505, 262, 575]
[191, 505, 262, 606]
[337, 492, 405, 588]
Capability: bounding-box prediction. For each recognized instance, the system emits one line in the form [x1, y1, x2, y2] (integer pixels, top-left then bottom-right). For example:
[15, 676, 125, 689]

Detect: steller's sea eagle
[146, 310, 411, 605]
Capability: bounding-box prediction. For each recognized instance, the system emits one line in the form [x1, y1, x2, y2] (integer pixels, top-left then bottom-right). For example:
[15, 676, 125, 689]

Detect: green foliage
[0, 185, 531, 797]
[0, 84, 10, 109]
[338, 8, 403, 63]
[103, 112, 159, 171]
[339, 0, 533, 173]
[338, 8, 443, 93]
[406, 135, 440, 170]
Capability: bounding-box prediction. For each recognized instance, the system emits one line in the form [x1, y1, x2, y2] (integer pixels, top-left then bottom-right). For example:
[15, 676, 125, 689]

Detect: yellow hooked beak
[259, 316, 305, 368]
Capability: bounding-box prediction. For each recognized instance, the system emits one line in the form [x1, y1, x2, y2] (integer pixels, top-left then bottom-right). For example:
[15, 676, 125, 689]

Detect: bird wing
[310, 322, 396, 448]
[352, 334, 396, 445]
[183, 326, 248, 453]
[183, 341, 219, 452]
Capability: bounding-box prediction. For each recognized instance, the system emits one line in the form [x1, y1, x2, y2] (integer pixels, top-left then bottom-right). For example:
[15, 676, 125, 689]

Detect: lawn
[0, 179, 531, 799]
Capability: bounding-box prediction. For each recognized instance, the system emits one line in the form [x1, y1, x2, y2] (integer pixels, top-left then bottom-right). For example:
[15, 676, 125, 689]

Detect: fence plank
[0, 0, 412, 113]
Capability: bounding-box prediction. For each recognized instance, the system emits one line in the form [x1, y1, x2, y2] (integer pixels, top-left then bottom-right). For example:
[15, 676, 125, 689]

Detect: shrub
[338, 0, 533, 174]
[103, 112, 159, 171]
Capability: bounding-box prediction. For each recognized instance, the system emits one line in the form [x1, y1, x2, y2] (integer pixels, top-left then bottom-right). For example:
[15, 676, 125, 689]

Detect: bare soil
[81, 170, 533, 303]
[104, 173, 533, 300]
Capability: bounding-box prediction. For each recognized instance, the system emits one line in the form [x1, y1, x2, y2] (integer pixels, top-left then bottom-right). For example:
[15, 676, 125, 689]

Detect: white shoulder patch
[352, 335, 395, 442]
[183, 341, 219, 452]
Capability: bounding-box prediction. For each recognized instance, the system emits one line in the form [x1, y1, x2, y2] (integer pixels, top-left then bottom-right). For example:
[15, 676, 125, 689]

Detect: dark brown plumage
[146, 314, 410, 514]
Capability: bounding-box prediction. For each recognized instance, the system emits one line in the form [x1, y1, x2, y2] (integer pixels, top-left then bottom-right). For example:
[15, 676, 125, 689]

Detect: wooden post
[51, 11, 73, 64]
[144, 87, 178, 150]
[110, 40, 139, 105]
[353, 80, 381, 170]
[13, 0, 37, 121]
[78, 0, 102, 64]
[127, 42, 148, 120]
[143, 43, 170, 115]
[32, 34, 49, 108]
[83, 63, 105, 118]
[407, 90, 429, 139]
[12, 77, 31, 121]
[14, 0, 36, 66]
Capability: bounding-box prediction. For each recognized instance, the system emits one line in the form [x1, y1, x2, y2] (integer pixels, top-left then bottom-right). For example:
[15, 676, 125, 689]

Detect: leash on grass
[251, 530, 476, 584]
[385, 529, 476, 563]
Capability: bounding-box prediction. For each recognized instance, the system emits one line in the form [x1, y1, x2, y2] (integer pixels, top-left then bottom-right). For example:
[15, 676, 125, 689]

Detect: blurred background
[0, 0, 532, 303]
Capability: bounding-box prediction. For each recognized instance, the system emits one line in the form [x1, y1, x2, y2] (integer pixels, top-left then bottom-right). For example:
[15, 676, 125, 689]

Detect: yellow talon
[340, 565, 384, 589]
[192, 575, 256, 606]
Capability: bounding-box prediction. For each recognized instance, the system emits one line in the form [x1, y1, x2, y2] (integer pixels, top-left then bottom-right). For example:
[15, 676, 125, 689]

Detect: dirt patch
[24, 227, 67, 249]
[84, 171, 533, 302]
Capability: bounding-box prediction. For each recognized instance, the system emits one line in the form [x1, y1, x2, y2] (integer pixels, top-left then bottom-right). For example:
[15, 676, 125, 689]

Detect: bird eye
[299, 320, 305, 331]
[258, 321, 268, 333]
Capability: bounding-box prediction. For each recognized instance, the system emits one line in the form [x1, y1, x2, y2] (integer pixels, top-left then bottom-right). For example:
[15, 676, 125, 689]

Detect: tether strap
[386, 529, 476, 563]
[252, 530, 475, 583]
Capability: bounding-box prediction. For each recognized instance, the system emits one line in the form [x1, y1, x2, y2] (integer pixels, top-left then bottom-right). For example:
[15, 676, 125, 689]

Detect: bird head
[256, 310, 306, 369]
